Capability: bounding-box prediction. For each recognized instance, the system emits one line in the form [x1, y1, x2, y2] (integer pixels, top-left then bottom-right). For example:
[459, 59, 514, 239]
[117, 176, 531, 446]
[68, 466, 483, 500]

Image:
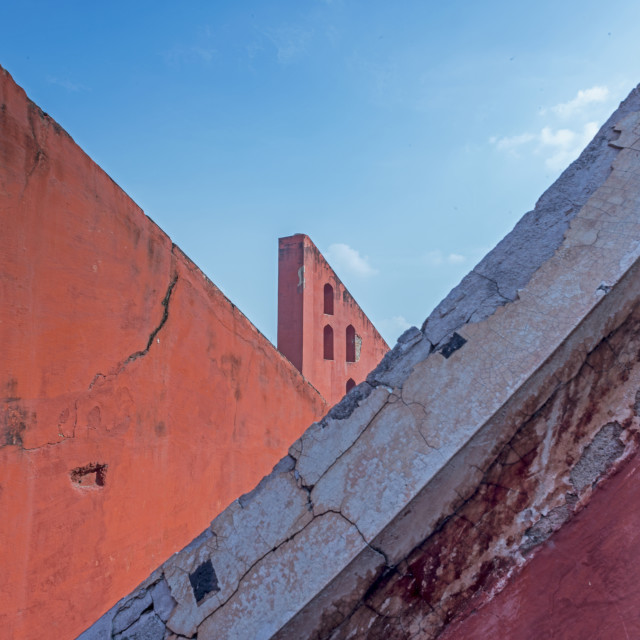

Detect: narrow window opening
[346, 378, 356, 393]
[346, 325, 356, 362]
[323, 325, 334, 360]
[324, 283, 334, 315]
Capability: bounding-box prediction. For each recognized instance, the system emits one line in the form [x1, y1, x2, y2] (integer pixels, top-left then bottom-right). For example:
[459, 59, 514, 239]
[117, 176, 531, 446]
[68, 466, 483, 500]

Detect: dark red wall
[441, 447, 640, 640]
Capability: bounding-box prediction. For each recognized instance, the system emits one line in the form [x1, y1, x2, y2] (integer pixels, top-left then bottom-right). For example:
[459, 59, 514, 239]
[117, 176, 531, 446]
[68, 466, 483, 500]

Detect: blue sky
[3, 1, 640, 345]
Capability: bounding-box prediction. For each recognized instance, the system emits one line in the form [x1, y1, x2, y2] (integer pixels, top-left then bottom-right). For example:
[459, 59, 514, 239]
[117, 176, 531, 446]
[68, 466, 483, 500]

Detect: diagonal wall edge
[79, 85, 640, 640]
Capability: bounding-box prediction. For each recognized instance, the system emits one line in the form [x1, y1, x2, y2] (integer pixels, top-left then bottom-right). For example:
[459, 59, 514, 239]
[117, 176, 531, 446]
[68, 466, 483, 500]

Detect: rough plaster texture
[439, 429, 640, 640]
[0, 65, 328, 640]
[80, 84, 640, 639]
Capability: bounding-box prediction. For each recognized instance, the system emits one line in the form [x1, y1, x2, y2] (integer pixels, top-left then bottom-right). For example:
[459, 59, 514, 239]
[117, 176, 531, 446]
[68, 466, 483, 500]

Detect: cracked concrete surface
[328, 305, 640, 638]
[79, 87, 640, 639]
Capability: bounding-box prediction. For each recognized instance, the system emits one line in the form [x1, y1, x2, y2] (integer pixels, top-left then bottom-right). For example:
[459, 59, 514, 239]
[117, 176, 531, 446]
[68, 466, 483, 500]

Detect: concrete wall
[0, 66, 327, 640]
[278, 234, 389, 406]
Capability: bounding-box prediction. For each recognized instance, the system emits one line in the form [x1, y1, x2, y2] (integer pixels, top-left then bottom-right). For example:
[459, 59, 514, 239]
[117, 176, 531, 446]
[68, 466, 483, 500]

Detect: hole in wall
[70, 463, 108, 488]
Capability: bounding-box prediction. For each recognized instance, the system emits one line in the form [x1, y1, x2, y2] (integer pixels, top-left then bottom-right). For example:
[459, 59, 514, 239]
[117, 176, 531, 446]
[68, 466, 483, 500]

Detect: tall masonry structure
[277, 234, 389, 406]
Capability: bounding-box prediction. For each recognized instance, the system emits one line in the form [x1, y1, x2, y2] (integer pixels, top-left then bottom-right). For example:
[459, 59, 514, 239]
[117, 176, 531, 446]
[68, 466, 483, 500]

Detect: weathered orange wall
[278, 234, 389, 406]
[0, 66, 327, 640]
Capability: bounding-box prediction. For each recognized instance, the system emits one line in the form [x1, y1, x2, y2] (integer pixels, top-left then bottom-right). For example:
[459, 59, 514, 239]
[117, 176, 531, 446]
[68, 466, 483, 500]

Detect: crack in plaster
[397, 397, 442, 451]
[21, 101, 48, 200]
[1, 396, 80, 452]
[292, 394, 391, 490]
[89, 264, 178, 391]
[20, 437, 70, 451]
[316, 508, 391, 568]
[471, 269, 513, 303]
[10, 265, 178, 454]
[103, 573, 174, 639]
[113, 602, 155, 637]
[196, 511, 347, 628]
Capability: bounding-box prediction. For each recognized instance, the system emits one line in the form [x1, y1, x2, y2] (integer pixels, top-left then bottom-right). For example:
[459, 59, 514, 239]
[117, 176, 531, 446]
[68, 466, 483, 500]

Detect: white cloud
[326, 243, 378, 278]
[491, 85, 615, 171]
[540, 126, 576, 147]
[549, 86, 609, 118]
[489, 132, 535, 154]
[540, 121, 599, 170]
[246, 40, 265, 59]
[191, 46, 215, 63]
[423, 250, 466, 267]
[491, 121, 600, 171]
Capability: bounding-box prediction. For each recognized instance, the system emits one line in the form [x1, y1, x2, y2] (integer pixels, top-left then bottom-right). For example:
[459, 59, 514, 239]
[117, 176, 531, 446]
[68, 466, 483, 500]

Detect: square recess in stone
[189, 559, 220, 604]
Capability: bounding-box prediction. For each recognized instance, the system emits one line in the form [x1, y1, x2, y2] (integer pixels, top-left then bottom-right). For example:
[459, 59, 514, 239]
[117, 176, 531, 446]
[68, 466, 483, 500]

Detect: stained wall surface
[278, 234, 389, 406]
[439, 442, 640, 640]
[0, 66, 327, 640]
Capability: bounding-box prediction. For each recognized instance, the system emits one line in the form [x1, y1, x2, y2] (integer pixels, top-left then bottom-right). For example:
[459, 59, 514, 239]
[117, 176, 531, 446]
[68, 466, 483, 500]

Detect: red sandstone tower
[277, 234, 389, 405]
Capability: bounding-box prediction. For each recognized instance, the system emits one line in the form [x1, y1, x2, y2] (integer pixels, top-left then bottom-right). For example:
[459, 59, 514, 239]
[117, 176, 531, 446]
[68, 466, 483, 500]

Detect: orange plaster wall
[0, 66, 327, 640]
[277, 234, 389, 406]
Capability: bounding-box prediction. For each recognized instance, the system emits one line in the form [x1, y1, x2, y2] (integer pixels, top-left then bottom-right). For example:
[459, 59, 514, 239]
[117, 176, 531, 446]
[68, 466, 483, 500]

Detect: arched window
[346, 324, 356, 363]
[323, 325, 334, 360]
[324, 283, 334, 315]
[346, 378, 356, 393]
